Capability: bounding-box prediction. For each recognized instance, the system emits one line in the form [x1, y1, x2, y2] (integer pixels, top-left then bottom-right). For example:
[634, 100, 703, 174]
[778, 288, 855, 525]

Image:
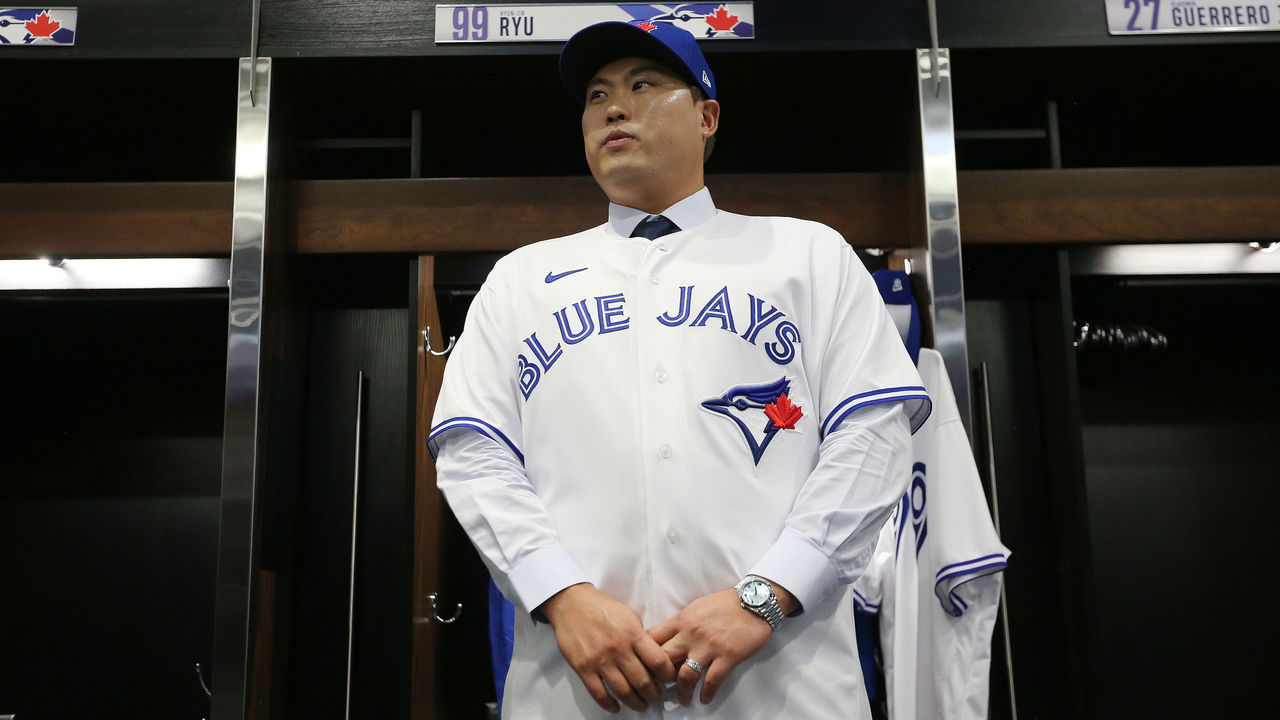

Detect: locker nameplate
[1104, 0, 1280, 35]
[435, 3, 754, 43]
[0, 7, 77, 45]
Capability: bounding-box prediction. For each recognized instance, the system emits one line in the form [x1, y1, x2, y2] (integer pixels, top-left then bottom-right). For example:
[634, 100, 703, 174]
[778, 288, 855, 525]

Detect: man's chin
[593, 156, 647, 178]
[592, 164, 656, 195]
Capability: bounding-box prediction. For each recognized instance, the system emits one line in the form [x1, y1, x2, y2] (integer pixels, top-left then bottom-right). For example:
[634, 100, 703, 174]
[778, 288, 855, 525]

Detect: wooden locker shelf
[4, 166, 1277, 259]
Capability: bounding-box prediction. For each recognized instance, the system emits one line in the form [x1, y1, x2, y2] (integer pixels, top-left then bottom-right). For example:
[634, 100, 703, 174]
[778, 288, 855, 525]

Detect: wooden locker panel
[413, 254, 503, 719]
[413, 254, 447, 718]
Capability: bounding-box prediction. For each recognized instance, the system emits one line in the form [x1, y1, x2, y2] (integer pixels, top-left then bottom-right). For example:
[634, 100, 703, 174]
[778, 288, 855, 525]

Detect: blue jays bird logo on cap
[702, 377, 804, 465]
[560, 6, 744, 102]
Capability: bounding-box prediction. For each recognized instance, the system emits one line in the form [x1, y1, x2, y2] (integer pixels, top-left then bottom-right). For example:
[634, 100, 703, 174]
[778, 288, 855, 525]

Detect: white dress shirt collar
[606, 186, 717, 238]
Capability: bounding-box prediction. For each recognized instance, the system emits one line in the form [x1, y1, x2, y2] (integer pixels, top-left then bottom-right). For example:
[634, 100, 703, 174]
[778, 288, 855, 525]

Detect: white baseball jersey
[851, 348, 1010, 720]
[431, 188, 931, 718]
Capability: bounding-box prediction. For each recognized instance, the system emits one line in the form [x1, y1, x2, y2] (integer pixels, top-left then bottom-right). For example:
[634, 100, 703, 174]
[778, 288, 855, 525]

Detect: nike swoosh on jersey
[544, 267, 588, 283]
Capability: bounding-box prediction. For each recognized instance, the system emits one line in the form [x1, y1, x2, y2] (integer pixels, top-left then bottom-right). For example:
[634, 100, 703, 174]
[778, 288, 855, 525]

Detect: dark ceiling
[2, 42, 1276, 183]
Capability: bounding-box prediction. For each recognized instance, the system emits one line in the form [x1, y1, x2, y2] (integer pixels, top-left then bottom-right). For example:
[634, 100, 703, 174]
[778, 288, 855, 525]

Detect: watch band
[756, 595, 783, 631]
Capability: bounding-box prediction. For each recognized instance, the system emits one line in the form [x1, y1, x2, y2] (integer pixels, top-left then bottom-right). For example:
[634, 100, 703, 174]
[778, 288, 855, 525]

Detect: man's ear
[699, 99, 721, 139]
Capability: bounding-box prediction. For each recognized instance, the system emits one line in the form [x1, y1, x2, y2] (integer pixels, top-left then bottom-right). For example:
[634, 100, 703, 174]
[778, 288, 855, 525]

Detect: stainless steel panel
[914, 47, 972, 434]
[346, 371, 365, 720]
[211, 56, 271, 720]
[978, 362, 1018, 720]
[1071, 243, 1280, 276]
[0, 257, 229, 291]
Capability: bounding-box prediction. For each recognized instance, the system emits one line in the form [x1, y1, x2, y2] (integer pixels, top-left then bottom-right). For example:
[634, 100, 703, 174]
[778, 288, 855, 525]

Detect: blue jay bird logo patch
[702, 377, 804, 465]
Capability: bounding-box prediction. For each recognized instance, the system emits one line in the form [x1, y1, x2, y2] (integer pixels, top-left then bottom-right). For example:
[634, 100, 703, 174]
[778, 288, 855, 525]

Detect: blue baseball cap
[559, 21, 717, 103]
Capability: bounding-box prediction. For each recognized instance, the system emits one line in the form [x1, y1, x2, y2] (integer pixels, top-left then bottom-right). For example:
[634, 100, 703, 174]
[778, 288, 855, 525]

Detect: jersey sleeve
[916, 349, 1011, 617]
[747, 230, 929, 611]
[429, 273, 591, 616]
[428, 279, 524, 461]
[748, 401, 913, 612]
[933, 573, 1003, 719]
[814, 236, 931, 438]
[851, 518, 895, 615]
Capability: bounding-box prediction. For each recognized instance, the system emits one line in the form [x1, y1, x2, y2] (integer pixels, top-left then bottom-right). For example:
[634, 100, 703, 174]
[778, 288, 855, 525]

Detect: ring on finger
[683, 658, 705, 675]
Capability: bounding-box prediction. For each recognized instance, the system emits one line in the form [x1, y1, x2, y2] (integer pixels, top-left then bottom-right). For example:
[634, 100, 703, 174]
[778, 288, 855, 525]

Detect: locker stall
[2, 2, 1278, 719]
[0, 268, 230, 718]
[952, 38, 1280, 720]
[1070, 252, 1279, 718]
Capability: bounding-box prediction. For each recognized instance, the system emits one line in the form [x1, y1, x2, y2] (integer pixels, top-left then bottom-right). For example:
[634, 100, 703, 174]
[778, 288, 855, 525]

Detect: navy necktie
[630, 214, 681, 240]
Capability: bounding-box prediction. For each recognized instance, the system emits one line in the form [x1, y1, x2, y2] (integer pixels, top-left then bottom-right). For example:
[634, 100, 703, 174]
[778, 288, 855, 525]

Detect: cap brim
[559, 22, 697, 103]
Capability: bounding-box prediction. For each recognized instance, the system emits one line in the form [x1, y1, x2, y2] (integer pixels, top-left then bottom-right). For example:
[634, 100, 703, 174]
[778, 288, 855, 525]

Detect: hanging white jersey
[851, 348, 1010, 720]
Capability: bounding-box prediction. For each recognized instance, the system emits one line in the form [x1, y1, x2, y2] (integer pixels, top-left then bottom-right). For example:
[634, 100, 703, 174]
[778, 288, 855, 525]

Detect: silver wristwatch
[735, 575, 783, 631]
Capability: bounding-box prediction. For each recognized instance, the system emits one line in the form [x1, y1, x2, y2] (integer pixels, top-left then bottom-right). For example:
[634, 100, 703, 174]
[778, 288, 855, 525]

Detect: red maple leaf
[765, 393, 803, 430]
[635, 21, 658, 32]
[26, 11, 61, 37]
[705, 6, 739, 32]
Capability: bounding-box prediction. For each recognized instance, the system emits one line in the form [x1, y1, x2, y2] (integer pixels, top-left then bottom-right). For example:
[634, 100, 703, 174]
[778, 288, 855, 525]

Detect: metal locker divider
[212, 54, 271, 720]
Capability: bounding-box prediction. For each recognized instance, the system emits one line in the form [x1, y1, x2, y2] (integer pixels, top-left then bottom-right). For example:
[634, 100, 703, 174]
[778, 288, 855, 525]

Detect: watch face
[741, 580, 770, 607]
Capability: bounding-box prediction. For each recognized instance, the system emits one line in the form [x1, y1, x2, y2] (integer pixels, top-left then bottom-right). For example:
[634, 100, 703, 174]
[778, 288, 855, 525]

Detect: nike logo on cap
[545, 267, 588, 283]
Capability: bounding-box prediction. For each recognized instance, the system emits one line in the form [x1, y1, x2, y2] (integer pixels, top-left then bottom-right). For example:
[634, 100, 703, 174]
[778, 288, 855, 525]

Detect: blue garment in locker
[489, 579, 516, 710]
[871, 269, 921, 365]
[857, 269, 921, 702]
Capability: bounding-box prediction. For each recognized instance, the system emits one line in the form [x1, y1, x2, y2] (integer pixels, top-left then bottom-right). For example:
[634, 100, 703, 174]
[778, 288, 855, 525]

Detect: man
[429, 20, 931, 718]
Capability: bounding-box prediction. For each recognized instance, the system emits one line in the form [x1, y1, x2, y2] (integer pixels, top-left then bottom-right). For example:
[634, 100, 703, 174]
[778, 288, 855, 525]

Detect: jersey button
[655, 369, 667, 383]
[666, 529, 681, 543]
[650, 273, 661, 285]
[659, 444, 672, 459]
[656, 244, 669, 253]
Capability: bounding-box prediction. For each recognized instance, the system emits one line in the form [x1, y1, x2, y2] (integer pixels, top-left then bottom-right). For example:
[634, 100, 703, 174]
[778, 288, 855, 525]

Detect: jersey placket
[631, 236, 701, 625]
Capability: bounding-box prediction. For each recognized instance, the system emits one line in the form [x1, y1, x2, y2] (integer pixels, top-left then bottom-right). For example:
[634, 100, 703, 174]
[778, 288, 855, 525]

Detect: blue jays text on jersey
[517, 284, 801, 401]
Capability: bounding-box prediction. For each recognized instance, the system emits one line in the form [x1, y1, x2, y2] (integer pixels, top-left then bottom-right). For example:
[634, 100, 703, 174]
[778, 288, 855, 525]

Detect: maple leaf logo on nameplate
[705, 5, 739, 33]
[764, 393, 803, 430]
[25, 11, 61, 37]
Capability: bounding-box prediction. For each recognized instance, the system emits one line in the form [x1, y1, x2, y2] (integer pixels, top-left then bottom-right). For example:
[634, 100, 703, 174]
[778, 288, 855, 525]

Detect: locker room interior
[2, 2, 1278, 718]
